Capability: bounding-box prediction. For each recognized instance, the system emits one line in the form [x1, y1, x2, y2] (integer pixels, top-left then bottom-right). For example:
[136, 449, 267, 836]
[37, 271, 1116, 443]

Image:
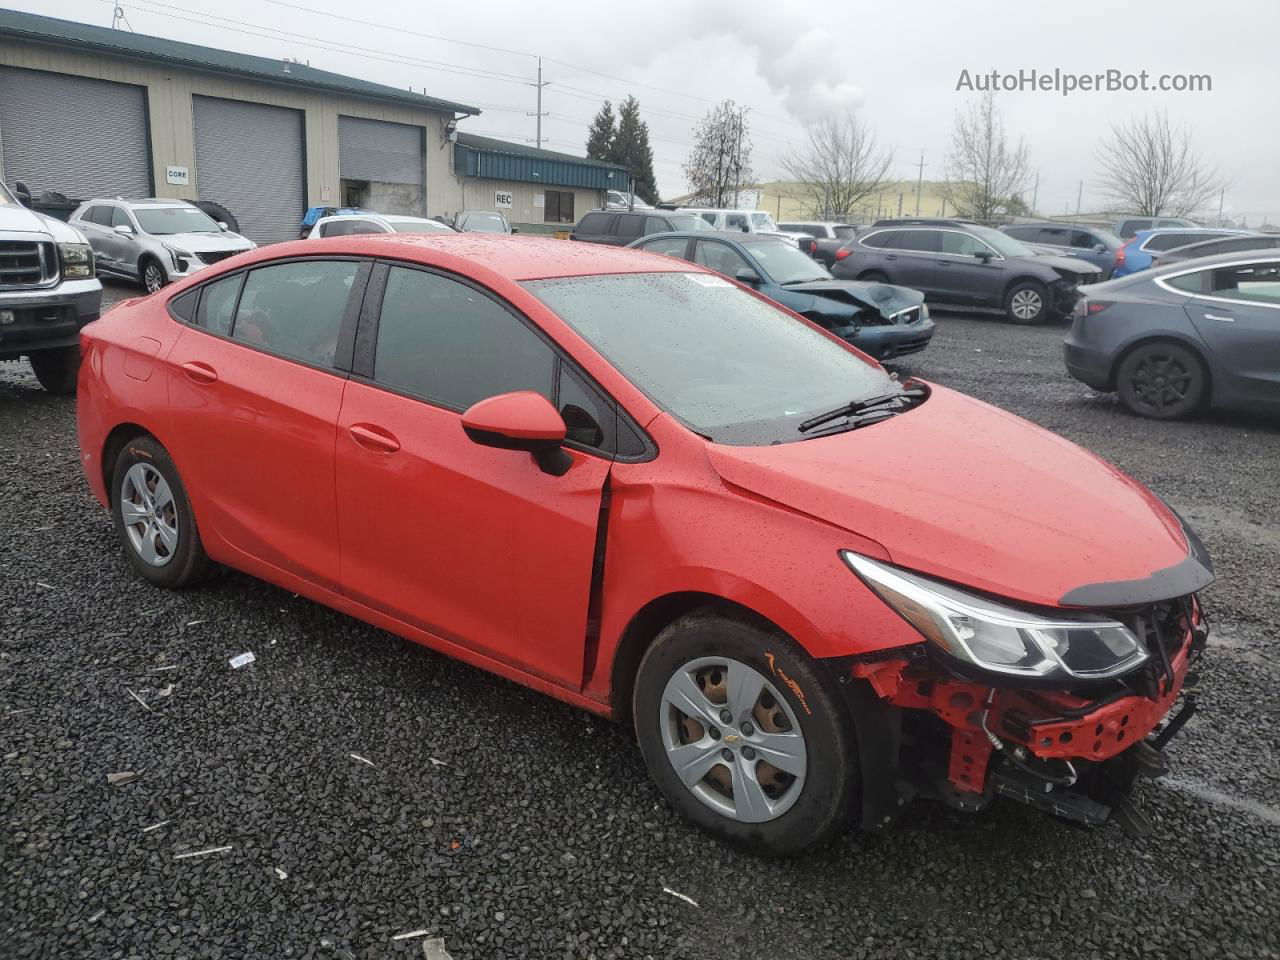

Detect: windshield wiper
[797, 384, 927, 433]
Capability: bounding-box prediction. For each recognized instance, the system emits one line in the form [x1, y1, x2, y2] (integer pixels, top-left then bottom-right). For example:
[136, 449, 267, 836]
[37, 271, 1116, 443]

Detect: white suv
[678, 208, 801, 246]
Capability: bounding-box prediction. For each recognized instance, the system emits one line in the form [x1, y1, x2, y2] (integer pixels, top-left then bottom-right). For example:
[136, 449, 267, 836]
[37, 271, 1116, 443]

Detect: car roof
[1139, 247, 1280, 277]
[320, 213, 441, 225]
[637, 230, 790, 244]
[271, 234, 698, 281]
[84, 197, 193, 207]
[1135, 227, 1250, 239]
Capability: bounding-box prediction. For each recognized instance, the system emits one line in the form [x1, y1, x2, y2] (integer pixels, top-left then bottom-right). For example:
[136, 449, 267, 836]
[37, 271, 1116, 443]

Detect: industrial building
[0, 9, 629, 243]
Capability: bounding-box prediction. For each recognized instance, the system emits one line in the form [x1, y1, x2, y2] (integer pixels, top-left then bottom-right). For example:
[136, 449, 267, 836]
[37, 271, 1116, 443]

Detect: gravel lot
[3, 280, 1278, 959]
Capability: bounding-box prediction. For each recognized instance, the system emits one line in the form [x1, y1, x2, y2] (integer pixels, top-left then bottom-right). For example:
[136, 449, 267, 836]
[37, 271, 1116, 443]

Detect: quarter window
[372, 266, 555, 410]
[859, 230, 897, 249]
[194, 273, 243, 335]
[232, 260, 358, 367]
[1165, 271, 1207, 294]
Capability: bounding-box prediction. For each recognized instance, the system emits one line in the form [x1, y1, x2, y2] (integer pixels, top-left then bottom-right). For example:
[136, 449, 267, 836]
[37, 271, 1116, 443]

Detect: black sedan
[628, 231, 935, 361]
[1065, 249, 1280, 419]
[831, 220, 1101, 324]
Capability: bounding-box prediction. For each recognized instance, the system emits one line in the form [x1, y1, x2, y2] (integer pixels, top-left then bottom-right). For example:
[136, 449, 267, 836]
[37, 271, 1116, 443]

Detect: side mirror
[510, 227, 519, 234]
[218, 221, 229, 231]
[974, 250, 993, 263]
[13, 181, 31, 207]
[740, 223, 750, 232]
[1093, 243, 1106, 253]
[734, 267, 761, 284]
[461, 391, 571, 476]
[114, 224, 135, 235]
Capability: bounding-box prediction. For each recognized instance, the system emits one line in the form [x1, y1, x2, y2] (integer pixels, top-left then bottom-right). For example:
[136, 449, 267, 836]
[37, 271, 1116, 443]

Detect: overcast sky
[20, 0, 1279, 221]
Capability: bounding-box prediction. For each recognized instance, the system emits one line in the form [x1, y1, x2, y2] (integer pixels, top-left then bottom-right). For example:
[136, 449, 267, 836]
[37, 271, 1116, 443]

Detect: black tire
[1004, 279, 1049, 324]
[857, 270, 890, 284]
[28, 346, 80, 395]
[633, 610, 858, 856]
[140, 257, 167, 294]
[1116, 341, 1207, 420]
[195, 200, 240, 234]
[111, 436, 210, 588]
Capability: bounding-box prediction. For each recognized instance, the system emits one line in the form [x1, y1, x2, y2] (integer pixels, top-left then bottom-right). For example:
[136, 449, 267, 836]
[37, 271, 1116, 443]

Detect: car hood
[1026, 254, 1102, 279]
[157, 231, 255, 252]
[0, 204, 86, 243]
[704, 384, 1211, 608]
[781, 279, 923, 318]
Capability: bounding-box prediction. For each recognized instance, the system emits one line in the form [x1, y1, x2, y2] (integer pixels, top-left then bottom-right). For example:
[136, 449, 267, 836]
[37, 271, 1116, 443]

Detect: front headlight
[163, 244, 193, 271]
[58, 242, 95, 279]
[841, 552, 1148, 680]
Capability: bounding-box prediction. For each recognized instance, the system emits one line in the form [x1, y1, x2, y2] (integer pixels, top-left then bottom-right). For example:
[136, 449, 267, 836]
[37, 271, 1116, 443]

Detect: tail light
[1115, 240, 1133, 266]
[834, 248, 851, 261]
[1087, 301, 1113, 315]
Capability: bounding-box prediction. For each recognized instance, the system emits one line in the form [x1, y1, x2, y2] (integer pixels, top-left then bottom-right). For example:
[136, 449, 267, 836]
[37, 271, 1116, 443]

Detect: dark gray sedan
[1064, 250, 1280, 419]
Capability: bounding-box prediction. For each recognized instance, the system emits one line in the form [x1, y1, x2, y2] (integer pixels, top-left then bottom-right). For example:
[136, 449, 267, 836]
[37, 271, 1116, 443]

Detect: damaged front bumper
[830, 596, 1208, 835]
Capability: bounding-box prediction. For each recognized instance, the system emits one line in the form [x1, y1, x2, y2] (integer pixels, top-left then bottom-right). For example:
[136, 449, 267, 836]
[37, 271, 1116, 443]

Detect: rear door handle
[348, 423, 401, 453]
[1203, 312, 1235, 323]
[885, 254, 898, 261]
[180, 361, 218, 384]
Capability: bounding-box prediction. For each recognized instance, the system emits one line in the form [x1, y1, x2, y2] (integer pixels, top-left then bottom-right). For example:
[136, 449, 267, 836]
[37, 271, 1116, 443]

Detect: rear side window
[1003, 226, 1036, 241]
[614, 215, 644, 239]
[194, 273, 243, 335]
[1119, 219, 1152, 237]
[1037, 227, 1070, 245]
[321, 219, 383, 237]
[372, 266, 555, 410]
[232, 260, 359, 367]
[833, 226, 856, 239]
[896, 230, 940, 253]
[1146, 232, 1226, 253]
[575, 213, 612, 234]
[1209, 262, 1280, 305]
[640, 236, 691, 259]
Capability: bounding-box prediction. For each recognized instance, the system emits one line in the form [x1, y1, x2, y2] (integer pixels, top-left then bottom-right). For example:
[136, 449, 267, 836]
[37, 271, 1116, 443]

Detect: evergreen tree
[611, 96, 659, 204]
[585, 101, 616, 162]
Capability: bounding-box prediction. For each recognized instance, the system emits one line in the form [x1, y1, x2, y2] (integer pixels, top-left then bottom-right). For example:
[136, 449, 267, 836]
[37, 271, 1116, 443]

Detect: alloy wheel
[144, 264, 165, 293]
[1127, 352, 1196, 415]
[1010, 288, 1043, 320]
[119, 462, 179, 566]
[659, 656, 807, 823]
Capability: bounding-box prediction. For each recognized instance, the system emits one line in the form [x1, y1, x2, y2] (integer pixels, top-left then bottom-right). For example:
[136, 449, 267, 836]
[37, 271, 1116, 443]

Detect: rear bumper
[1063, 338, 1114, 391]
[0, 278, 102, 359]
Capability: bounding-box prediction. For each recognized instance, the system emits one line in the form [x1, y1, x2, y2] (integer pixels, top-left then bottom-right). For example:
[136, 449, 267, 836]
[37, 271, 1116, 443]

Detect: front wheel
[857, 270, 890, 284]
[633, 611, 858, 856]
[1004, 280, 1049, 324]
[141, 258, 168, 294]
[28, 346, 81, 395]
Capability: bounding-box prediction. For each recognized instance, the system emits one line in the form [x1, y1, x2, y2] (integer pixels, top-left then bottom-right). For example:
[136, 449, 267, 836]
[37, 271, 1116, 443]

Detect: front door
[935, 230, 1005, 305]
[165, 258, 368, 591]
[1185, 260, 1280, 404]
[335, 263, 612, 687]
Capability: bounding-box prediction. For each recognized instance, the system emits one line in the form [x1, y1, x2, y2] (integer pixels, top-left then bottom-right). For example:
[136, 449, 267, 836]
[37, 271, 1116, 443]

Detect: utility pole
[897, 192, 903, 217]
[914, 150, 925, 216]
[1075, 179, 1083, 217]
[526, 56, 550, 151]
[1216, 187, 1225, 227]
[1031, 170, 1040, 216]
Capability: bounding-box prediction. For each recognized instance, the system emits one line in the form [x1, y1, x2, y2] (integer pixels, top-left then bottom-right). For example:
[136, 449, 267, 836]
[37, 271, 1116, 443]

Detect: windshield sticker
[684, 272, 733, 288]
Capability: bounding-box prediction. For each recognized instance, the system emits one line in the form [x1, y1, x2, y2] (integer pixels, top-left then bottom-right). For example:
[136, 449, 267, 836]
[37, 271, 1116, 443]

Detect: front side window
[373, 266, 555, 410]
[110, 207, 133, 229]
[694, 240, 751, 278]
[575, 213, 612, 234]
[640, 237, 691, 259]
[460, 212, 509, 233]
[940, 232, 987, 257]
[833, 226, 857, 239]
[750, 213, 778, 230]
[725, 214, 749, 231]
[666, 214, 712, 232]
[134, 206, 221, 235]
[746, 240, 830, 284]
[321, 219, 383, 237]
[969, 225, 1034, 258]
[1209, 262, 1280, 305]
[525, 272, 895, 445]
[1037, 227, 1069, 246]
[699, 212, 717, 226]
[194, 273, 243, 336]
[232, 260, 359, 367]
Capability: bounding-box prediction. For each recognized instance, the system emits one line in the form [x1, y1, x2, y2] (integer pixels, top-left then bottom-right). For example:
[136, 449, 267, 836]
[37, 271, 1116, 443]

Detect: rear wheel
[111, 436, 210, 587]
[857, 270, 890, 284]
[28, 347, 80, 395]
[1116, 342, 1207, 420]
[633, 611, 858, 856]
[1004, 280, 1049, 324]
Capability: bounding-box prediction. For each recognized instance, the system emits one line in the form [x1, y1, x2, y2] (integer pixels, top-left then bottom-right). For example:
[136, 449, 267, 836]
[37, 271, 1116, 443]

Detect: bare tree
[683, 100, 753, 208]
[780, 113, 892, 220]
[1098, 110, 1223, 217]
[943, 91, 1030, 222]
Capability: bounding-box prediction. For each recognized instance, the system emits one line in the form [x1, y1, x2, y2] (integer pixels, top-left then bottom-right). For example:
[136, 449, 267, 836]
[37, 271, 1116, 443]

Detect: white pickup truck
[1, 180, 102, 393]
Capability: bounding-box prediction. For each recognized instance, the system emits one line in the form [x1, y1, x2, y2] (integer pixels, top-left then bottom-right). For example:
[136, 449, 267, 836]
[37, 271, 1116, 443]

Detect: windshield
[391, 220, 452, 234]
[750, 212, 778, 230]
[970, 225, 1034, 258]
[747, 240, 831, 284]
[668, 214, 714, 231]
[0, 181, 15, 205]
[462, 212, 509, 233]
[525, 272, 893, 445]
[135, 206, 221, 235]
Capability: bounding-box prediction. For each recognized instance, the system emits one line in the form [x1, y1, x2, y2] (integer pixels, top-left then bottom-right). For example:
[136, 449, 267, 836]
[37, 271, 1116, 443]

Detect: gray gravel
[2, 282, 1278, 959]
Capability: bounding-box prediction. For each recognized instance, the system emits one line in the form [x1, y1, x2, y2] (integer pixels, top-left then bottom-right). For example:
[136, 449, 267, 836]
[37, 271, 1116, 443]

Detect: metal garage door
[193, 96, 304, 245]
[0, 67, 151, 198]
[338, 116, 424, 185]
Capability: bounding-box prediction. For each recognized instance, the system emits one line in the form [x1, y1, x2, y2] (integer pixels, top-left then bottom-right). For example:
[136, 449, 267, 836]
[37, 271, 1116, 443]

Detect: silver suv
[71, 198, 255, 293]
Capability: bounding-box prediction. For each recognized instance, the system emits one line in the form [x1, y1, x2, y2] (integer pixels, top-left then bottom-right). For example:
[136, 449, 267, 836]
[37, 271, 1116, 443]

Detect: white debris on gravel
[349, 753, 375, 767]
[229, 652, 256, 669]
[173, 845, 233, 860]
[140, 820, 170, 833]
[106, 771, 141, 786]
[662, 887, 699, 907]
[422, 938, 454, 960]
[391, 928, 430, 941]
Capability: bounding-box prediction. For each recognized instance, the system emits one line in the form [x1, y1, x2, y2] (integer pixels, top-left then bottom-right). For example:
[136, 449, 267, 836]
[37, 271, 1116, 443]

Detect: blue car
[1000, 222, 1123, 279]
[1113, 227, 1252, 278]
[628, 231, 935, 361]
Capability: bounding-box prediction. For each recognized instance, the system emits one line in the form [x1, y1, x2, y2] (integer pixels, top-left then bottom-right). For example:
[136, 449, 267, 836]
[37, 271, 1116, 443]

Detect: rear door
[166, 257, 369, 591]
[1183, 260, 1280, 405]
[334, 262, 615, 687]
[887, 228, 942, 292]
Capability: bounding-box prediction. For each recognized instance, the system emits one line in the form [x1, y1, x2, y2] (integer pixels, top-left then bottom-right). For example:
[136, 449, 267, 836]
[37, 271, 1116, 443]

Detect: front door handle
[1203, 312, 1235, 323]
[885, 254, 898, 261]
[348, 423, 401, 453]
[180, 361, 218, 384]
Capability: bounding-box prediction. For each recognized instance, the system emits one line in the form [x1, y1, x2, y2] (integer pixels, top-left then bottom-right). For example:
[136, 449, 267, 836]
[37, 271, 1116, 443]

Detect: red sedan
[77, 235, 1212, 854]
